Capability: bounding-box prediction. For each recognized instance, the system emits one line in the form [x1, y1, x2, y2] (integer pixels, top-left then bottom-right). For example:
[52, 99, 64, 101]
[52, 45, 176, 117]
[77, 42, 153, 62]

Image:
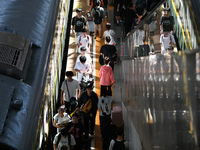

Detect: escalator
[117, 0, 200, 149]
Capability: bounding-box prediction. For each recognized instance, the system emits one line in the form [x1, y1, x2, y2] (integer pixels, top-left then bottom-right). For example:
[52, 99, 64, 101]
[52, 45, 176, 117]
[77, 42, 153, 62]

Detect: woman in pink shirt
[99, 57, 115, 96]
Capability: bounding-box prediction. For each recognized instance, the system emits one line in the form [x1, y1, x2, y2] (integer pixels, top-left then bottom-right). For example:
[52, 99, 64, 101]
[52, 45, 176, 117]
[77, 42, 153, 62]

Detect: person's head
[61, 146, 68, 150]
[80, 56, 87, 64]
[106, 23, 111, 30]
[58, 105, 65, 117]
[104, 56, 110, 65]
[105, 36, 111, 43]
[76, 8, 82, 16]
[86, 81, 94, 95]
[163, 8, 170, 16]
[61, 128, 69, 138]
[116, 127, 124, 136]
[96, 0, 101, 6]
[80, 46, 87, 54]
[65, 71, 73, 80]
[81, 28, 87, 36]
[72, 113, 79, 124]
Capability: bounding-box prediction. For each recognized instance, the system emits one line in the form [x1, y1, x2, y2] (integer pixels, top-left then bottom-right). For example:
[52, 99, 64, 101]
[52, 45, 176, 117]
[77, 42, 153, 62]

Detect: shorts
[94, 23, 103, 31]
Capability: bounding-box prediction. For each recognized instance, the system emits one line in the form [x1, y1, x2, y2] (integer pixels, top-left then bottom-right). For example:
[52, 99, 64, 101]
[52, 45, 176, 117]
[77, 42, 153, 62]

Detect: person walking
[77, 81, 98, 138]
[53, 106, 71, 133]
[91, 0, 105, 39]
[99, 57, 115, 96]
[60, 71, 80, 113]
[100, 36, 118, 71]
[71, 8, 87, 38]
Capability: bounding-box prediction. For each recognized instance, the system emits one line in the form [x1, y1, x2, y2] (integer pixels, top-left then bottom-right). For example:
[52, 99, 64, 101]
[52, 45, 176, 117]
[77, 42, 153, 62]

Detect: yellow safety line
[186, 28, 192, 50]
[171, 0, 188, 48]
[189, 0, 200, 44]
[33, 0, 69, 149]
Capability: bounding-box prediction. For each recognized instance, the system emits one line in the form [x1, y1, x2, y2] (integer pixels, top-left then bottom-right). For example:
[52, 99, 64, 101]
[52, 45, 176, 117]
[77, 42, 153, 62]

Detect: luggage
[111, 106, 123, 127]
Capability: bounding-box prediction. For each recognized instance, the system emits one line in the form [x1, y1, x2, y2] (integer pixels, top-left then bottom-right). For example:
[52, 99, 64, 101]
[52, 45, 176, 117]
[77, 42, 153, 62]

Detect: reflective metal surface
[121, 51, 200, 149]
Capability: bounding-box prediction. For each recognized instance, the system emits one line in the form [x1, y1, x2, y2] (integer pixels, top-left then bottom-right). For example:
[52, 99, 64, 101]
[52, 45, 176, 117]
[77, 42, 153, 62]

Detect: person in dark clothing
[71, 8, 87, 38]
[102, 117, 117, 150]
[67, 113, 83, 150]
[146, 0, 160, 12]
[100, 36, 118, 71]
[123, 2, 137, 35]
[160, 8, 175, 34]
[77, 81, 98, 138]
[114, 0, 123, 25]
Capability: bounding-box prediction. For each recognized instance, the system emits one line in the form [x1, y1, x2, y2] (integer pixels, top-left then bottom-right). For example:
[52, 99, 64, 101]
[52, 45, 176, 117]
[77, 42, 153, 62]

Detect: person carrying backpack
[53, 128, 76, 150]
[109, 127, 128, 150]
[91, 0, 105, 40]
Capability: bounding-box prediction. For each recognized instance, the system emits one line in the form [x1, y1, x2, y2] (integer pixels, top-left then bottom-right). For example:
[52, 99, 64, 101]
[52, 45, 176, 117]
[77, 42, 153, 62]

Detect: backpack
[113, 139, 126, 150]
[161, 16, 173, 32]
[56, 133, 71, 146]
[94, 7, 102, 24]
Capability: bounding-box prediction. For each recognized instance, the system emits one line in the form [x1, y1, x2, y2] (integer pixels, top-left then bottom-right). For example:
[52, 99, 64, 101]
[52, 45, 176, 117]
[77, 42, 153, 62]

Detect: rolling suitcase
[111, 106, 123, 127]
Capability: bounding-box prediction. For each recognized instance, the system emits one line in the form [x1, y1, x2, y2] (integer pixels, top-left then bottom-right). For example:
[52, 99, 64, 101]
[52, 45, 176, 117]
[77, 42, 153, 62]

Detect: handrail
[125, 0, 166, 40]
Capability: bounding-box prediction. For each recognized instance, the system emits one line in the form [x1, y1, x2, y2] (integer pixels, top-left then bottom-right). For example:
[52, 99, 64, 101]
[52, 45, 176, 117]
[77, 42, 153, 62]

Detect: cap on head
[80, 46, 87, 51]
[76, 8, 82, 12]
[106, 23, 111, 29]
[163, 8, 170, 11]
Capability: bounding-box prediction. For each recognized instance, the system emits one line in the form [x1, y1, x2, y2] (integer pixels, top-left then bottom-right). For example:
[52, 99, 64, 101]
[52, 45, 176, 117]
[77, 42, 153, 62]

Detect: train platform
[66, 0, 118, 149]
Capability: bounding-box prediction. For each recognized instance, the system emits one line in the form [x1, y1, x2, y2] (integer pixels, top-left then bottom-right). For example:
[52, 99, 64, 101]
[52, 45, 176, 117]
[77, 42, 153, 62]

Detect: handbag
[81, 99, 92, 114]
[66, 80, 77, 106]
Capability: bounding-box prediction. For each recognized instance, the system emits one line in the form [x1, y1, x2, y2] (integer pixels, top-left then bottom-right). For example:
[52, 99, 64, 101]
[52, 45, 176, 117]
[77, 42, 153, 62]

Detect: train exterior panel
[0, 0, 71, 149]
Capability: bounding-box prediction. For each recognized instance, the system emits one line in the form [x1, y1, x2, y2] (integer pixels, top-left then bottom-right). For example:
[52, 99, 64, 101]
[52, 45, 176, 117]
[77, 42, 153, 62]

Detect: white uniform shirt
[74, 62, 91, 81]
[160, 34, 175, 54]
[61, 79, 80, 102]
[53, 134, 76, 150]
[53, 112, 71, 125]
[75, 34, 92, 54]
[103, 29, 116, 45]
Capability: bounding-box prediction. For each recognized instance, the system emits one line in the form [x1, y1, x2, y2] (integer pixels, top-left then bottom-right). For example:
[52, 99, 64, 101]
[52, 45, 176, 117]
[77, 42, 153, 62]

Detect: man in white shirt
[74, 56, 92, 82]
[160, 32, 176, 55]
[76, 46, 93, 71]
[60, 71, 80, 113]
[75, 28, 92, 54]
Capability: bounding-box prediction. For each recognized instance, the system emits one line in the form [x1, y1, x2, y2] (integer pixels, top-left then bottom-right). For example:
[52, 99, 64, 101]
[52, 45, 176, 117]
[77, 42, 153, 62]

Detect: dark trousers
[83, 114, 96, 138]
[100, 115, 111, 136]
[101, 85, 112, 96]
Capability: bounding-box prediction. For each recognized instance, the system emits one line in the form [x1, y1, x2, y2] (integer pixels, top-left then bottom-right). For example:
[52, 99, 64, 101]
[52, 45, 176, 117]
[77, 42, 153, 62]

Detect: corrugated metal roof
[0, 0, 52, 47]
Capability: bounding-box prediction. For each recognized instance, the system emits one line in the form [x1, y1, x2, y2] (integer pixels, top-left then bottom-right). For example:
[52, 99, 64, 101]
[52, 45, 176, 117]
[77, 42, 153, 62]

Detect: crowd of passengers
[52, 0, 129, 149]
[52, 0, 177, 149]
